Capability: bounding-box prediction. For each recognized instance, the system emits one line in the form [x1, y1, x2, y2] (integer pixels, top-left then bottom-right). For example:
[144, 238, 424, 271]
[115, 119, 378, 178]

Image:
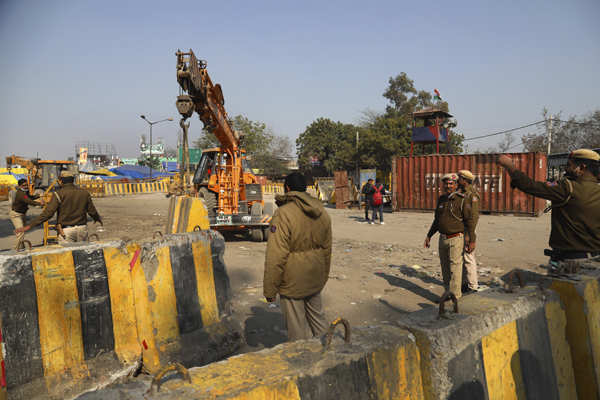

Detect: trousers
[280, 291, 328, 341]
[9, 210, 26, 250]
[463, 251, 478, 289]
[439, 233, 464, 299]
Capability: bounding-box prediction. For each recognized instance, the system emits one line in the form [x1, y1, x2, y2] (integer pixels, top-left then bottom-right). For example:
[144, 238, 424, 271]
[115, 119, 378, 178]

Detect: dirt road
[0, 193, 551, 353]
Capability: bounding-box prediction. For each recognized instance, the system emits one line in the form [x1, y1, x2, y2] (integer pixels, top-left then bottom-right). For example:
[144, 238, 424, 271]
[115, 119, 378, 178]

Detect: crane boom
[175, 50, 240, 151]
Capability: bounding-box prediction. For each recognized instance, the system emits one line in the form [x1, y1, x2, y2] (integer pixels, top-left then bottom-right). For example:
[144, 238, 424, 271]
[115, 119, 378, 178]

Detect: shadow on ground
[375, 272, 440, 303]
[244, 305, 287, 348]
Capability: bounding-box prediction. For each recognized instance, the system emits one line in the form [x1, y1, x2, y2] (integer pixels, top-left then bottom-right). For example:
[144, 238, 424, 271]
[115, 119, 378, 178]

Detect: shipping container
[392, 152, 547, 216]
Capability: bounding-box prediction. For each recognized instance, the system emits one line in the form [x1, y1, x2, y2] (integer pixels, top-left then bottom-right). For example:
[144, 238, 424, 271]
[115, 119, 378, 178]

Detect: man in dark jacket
[15, 171, 102, 243]
[361, 178, 374, 221]
[9, 178, 41, 250]
[497, 149, 599, 273]
[264, 172, 332, 341]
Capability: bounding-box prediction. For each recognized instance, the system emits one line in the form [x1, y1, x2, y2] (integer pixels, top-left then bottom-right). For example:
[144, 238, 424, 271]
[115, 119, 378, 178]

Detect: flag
[434, 89, 442, 101]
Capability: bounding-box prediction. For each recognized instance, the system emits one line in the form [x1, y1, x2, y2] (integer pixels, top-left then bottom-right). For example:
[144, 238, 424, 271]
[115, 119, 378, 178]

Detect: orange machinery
[175, 49, 274, 241]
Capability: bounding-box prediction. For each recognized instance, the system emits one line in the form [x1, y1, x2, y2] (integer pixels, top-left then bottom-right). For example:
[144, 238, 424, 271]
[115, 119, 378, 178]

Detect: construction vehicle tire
[199, 187, 217, 217]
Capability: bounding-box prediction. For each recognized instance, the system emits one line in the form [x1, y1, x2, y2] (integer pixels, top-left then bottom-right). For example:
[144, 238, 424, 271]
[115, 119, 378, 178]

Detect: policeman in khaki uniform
[498, 149, 600, 271]
[457, 170, 480, 292]
[424, 173, 476, 300]
[15, 171, 102, 243]
[9, 178, 41, 250]
[264, 172, 332, 341]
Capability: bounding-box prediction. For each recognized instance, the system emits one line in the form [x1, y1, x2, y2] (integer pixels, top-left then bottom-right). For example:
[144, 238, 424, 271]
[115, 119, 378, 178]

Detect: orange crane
[174, 49, 273, 241]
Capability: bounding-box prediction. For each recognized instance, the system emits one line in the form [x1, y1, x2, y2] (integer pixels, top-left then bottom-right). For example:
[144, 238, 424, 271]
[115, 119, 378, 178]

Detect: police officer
[424, 173, 476, 300]
[15, 171, 102, 243]
[457, 170, 480, 293]
[9, 178, 41, 250]
[263, 172, 332, 341]
[497, 149, 600, 272]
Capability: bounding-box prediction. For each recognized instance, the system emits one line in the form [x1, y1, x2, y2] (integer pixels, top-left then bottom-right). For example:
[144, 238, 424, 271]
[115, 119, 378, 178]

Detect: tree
[522, 109, 600, 153]
[497, 133, 516, 152]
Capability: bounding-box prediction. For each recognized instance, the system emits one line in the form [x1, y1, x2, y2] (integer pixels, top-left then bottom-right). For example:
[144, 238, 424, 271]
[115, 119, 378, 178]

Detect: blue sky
[1, 0, 598, 159]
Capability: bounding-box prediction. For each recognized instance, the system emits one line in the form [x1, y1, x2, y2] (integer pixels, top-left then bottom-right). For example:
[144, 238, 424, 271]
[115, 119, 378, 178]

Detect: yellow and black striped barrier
[549, 269, 600, 399]
[165, 195, 210, 234]
[77, 178, 171, 197]
[0, 231, 240, 399]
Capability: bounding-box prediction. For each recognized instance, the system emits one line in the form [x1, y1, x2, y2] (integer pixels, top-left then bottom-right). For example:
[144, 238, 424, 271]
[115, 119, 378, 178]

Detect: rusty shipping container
[334, 170, 350, 209]
[392, 152, 547, 216]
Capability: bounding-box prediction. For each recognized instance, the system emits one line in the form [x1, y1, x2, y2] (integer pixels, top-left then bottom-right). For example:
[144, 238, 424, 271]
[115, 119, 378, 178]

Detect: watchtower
[410, 107, 453, 156]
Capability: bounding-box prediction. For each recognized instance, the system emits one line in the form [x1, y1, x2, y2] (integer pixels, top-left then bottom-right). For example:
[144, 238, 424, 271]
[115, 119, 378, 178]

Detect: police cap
[441, 173, 458, 182]
[569, 149, 600, 162]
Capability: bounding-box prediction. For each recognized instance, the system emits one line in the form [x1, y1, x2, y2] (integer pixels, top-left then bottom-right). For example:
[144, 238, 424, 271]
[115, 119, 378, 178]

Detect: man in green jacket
[497, 149, 600, 272]
[264, 172, 332, 341]
[15, 171, 102, 243]
[9, 178, 41, 250]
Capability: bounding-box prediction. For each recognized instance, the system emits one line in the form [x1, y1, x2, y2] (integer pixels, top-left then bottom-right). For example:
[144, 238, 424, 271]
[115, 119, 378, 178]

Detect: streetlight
[140, 115, 173, 178]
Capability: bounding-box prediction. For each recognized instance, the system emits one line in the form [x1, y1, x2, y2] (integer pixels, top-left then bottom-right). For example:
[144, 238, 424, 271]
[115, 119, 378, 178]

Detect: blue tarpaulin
[411, 126, 448, 143]
[162, 161, 179, 173]
[109, 165, 172, 179]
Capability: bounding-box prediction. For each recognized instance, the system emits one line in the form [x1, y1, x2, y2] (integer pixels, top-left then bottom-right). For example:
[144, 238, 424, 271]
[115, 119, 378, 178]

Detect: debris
[411, 264, 422, 270]
[496, 238, 504, 242]
[268, 303, 278, 309]
[350, 302, 357, 305]
[372, 294, 382, 300]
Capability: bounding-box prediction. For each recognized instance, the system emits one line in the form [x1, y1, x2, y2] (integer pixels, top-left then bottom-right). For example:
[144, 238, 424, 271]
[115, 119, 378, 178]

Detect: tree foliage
[296, 73, 464, 175]
[192, 115, 292, 178]
[522, 110, 600, 153]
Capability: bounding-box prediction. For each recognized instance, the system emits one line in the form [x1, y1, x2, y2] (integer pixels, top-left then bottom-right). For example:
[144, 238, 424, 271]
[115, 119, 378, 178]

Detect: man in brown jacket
[424, 173, 475, 301]
[9, 178, 41, 250]
[15, 171, 102, 243]
[264, 172, 332, 341]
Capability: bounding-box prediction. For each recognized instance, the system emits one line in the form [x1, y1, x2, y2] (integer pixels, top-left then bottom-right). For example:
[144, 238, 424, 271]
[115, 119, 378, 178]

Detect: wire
[462, 120, 545, 141]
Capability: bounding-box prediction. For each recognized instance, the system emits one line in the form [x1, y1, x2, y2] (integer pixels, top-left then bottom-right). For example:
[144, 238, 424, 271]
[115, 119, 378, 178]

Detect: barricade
[405, 287, 577, 400]
[165, 195, 210, 234]
[73, 324, 425, 399]
[0, 231, 241, 399]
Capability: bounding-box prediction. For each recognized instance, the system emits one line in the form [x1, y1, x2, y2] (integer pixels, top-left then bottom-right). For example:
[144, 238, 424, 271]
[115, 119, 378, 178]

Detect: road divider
[0, 230, 240, 399]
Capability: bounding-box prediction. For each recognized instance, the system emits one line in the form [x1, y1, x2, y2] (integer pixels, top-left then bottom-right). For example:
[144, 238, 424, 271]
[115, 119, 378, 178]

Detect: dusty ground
[0, 193, 551, 353]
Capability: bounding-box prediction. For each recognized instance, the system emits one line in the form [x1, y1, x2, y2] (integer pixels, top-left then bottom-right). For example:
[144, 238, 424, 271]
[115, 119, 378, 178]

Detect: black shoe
[461, 284, 469, 294]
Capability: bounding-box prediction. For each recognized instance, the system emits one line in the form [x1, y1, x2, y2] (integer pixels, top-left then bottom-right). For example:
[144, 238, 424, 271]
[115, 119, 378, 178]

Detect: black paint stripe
[297, 356, 372, 399]
[169, 242, 203, 333]
[72, 249, 115, 360]
[178, 197, 191, 233]
[447, 341, 488, 400]
[0, 256, 44, 389]
[209, 233, 231, 315]
[516, 308, 559, 400]
[166, 196, 176, 233]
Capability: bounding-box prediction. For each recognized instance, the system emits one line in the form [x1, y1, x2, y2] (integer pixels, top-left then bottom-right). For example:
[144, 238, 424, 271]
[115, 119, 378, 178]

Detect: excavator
[171, 49, 274, 241]
[6, 155, 77, 245]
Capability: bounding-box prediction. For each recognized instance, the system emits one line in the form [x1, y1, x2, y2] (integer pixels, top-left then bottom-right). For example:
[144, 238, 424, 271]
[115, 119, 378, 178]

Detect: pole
[149, 123, 153, 179]
[546, 114, 553, 155]
[355, 130, 359, 187]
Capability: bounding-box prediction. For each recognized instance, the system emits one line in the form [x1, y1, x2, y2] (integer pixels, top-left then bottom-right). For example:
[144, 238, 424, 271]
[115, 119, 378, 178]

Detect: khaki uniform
[264, 191, 332, 341]
[29, 183, 101, 243]
[427, 191, 475, 298]
[462, 184, 480, 290]
[10, 189, 39, 250]
[509, 171, 600, 252]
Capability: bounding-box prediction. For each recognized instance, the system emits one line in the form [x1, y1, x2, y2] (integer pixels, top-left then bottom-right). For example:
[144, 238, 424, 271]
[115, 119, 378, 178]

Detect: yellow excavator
[167, 49, 274, 241]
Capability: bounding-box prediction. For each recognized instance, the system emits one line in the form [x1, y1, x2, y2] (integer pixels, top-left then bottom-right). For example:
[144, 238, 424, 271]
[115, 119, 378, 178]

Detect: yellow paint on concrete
[232, 380, 301, 400]
[103, 247, 141, 364]
[169, 196, 183, 234]
[585, 279, 600, 397]
[148, 246, 179, 344]
[31, 252, 88, 385]
[412, 333, 434, 400]
[192, 241, 219, 326]
[481, 321, 525, 400]
[367, 345, 424, 399]
[544, 301, 578, 400]
[129, 245, 161, 372]
[186, 197, 210, 232]
[551, 279, 599, 399]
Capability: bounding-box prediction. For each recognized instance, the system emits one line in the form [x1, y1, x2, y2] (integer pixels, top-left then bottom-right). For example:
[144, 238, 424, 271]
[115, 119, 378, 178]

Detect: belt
[555, 251, 600, 260]
[441, 232, 463, 239]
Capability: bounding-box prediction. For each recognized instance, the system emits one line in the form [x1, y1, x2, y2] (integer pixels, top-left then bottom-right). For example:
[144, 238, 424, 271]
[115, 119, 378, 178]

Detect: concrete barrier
[546, 268, 600, 400]
[73, 324, 425, 399]
[165, 196, 210, 234]
[0, 231, 240, 399]
[403, 287, 577, 400]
